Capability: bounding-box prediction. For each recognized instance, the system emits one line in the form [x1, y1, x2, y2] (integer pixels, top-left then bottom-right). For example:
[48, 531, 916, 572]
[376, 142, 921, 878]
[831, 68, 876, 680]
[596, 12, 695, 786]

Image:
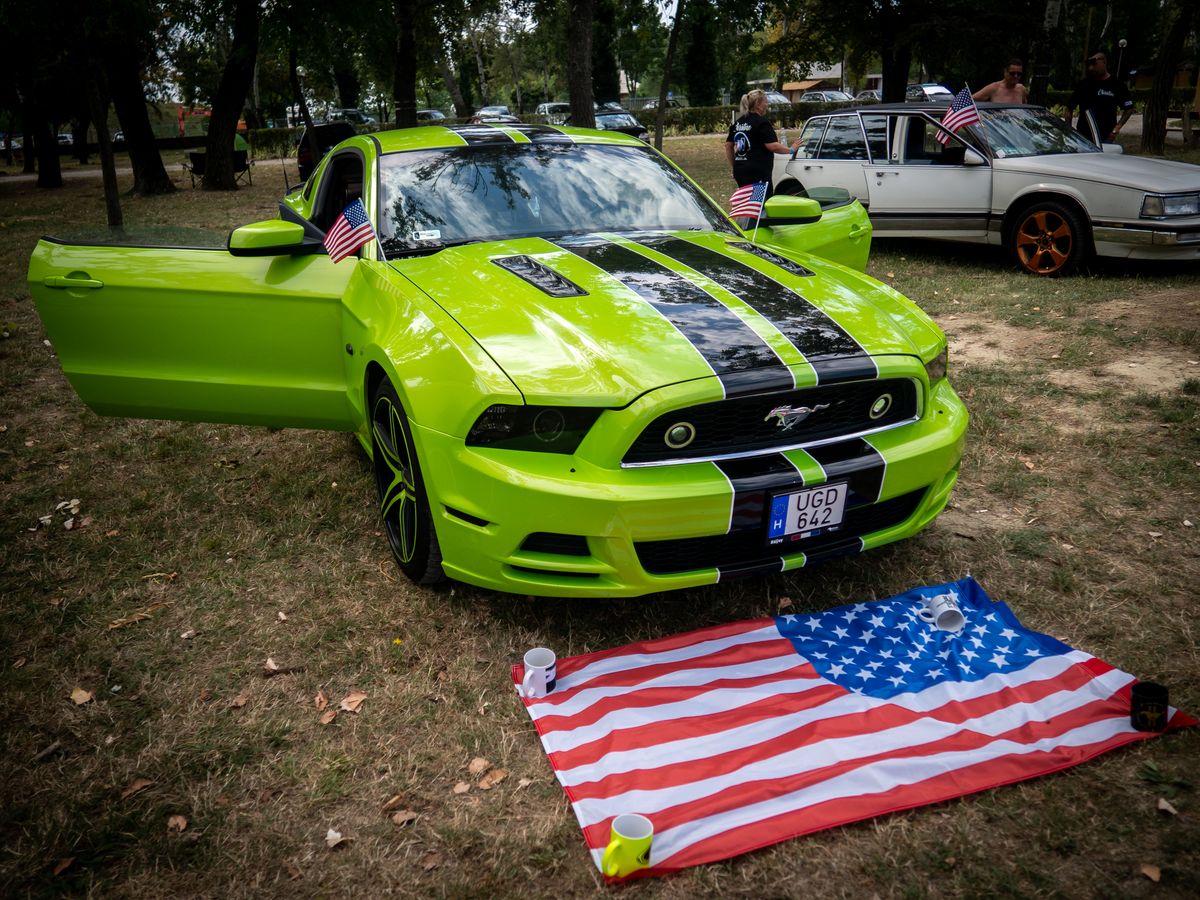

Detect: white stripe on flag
[639, 715, 1135, 869]
[566, 664, 1134, 827]
[544, 623, 782, 695]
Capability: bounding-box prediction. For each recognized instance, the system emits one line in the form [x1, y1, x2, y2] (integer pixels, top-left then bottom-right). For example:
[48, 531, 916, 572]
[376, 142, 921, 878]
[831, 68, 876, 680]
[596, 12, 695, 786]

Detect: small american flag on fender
[729, 181, 768, 219]
[513, 578, 1192, 879]
[323, 198, 376, 263]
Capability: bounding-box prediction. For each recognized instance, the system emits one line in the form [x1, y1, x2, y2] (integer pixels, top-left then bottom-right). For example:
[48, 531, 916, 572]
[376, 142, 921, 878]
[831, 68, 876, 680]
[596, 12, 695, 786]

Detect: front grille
[635, 488, 924, 575]
[623, 378, 917, 465]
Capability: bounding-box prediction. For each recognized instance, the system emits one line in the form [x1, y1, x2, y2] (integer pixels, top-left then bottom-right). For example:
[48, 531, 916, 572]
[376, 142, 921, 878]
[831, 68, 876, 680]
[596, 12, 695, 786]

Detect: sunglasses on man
[1006, 70, 1024, 78]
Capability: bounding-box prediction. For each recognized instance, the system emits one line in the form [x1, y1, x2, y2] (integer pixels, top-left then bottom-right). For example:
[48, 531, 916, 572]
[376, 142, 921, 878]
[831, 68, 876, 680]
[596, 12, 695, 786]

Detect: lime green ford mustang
[28, 124, 966, 597]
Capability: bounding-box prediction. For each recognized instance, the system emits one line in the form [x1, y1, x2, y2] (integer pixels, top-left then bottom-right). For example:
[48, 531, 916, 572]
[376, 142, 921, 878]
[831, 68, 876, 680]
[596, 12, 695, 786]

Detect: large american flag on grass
[513, 579, 1192, 879]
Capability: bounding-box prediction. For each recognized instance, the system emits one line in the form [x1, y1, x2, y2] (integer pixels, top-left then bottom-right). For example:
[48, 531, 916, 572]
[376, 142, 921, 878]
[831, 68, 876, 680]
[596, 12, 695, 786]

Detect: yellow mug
[601, 813, 653, 878]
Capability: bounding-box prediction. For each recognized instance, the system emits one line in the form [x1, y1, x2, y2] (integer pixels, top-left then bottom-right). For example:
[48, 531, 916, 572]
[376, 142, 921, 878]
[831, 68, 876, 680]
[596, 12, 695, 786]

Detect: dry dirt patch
[942, 316, 1060, 367]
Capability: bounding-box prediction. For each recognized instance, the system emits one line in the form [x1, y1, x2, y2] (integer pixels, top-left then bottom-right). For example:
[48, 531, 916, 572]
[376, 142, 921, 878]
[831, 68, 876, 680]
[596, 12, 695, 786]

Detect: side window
[817, 116, 868, 160]
[794, 119, 827, 159]
[900, 117, 970, 165]
[312, 153, 366, 233]
[861, 114, 892, 163]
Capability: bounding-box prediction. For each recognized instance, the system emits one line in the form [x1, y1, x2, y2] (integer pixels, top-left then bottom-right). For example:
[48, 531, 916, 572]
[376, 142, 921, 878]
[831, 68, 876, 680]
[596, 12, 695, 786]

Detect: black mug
[1130, 681, 1169, 732]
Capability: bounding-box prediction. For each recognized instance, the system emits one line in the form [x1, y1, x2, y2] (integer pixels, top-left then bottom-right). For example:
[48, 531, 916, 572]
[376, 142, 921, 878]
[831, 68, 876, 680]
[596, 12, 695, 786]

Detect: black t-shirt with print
[726, 113, 777, 186]
[1068, 77, 1133, 139]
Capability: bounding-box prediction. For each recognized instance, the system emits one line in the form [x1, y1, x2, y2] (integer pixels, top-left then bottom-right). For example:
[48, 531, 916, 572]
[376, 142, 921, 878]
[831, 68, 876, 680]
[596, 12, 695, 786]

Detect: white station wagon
[773, 103, 1200, 275]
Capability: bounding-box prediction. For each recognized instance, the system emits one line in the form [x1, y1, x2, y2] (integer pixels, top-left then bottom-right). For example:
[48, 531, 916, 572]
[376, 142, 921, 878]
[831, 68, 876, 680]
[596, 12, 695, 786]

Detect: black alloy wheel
[369, 378, 444, 585]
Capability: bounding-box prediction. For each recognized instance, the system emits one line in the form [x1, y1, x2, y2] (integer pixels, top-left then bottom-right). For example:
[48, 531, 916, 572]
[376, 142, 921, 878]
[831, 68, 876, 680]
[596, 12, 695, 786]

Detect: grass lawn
[1, 140, 1198, 897]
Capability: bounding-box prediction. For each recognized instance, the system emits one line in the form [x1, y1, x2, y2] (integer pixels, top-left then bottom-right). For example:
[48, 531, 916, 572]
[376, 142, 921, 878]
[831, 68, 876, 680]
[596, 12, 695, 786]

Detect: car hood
[995, 152, 1200, 192]
[390, 231, 938, 405]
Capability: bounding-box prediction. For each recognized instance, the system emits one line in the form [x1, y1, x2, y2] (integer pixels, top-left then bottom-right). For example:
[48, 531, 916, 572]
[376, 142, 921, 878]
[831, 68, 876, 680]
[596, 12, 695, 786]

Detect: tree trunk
[393, 0, 418, 127]
[21, 102, 37, 173]
[73, 112, 90, 165]
[471, 31, 491, 107]
[1140, 1, 1194, 156]
[653, 0, 685, 150]
[879, 41, 912, 104]
[333, 62, 360, 109]
[203, 0, 259, 190]
[509, 37, 523, 115]
[567, 0, 595, 128]
[86, 72, 122, 230]
[438, 53, 470, 117]
[33, 116, 62, 189]
[105, 51, 175, 195]
[289, 41, 320, 168]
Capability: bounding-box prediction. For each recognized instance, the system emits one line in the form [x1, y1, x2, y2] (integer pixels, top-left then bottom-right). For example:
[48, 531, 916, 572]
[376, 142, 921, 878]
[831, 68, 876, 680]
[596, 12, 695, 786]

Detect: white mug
[521, 647, 557, 698]
[918, 593, 966, 633]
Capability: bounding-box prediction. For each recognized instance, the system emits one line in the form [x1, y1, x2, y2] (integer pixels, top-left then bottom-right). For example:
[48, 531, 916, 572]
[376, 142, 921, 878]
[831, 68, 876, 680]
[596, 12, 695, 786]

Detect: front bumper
[1092, 223, 1200, 260]
[415, 376, 968, 598]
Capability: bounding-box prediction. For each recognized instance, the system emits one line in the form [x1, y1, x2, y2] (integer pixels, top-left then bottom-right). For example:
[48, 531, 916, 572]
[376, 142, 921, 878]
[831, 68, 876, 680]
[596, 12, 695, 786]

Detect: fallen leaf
[121, 778, 154, 800]
[381, 794, 405, 813]
[315, 690, 329, 710]
[78, 516, 93, 529]
[229, 694, 248, 709]
[339, 690, 368, 713]
[70, 687, 94, 705]
[452, 781, 470, 794]
[277, 611, 288, 622]
[14, 657, 26, 669]
[421, 851, 442, 871]
[167, 814, 188, 832]
[777, 596, 793, 612]
[325, 828, 351, 849]
[1140, 863, 1161, 882]
[319, 709, 337, 725]
[1185, 520, 1194, 528]
[390, 809, 419, 826]
[468, 757, 491, 776]
[517, 778, 534, 789]
[52, 857, 74, 876]
[180, 629, 198, 640]
[1158, 797, 1178, 815]
[1061, 543, 1074, 551]
[1148, 531, 1163, 538]
[105, 529, 120, 537]
[107, 601, 169, 630]
[198, 688, 212, 702]
[263, 657, 280, 675]
[478, 768, 509, 790]
[286, 864, 302, 880]
[141, 571, 178, 581]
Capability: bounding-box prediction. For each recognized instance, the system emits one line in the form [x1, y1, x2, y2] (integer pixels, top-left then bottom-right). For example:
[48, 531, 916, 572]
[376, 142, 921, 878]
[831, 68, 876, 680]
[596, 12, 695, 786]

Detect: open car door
[28, 209, 358, 430]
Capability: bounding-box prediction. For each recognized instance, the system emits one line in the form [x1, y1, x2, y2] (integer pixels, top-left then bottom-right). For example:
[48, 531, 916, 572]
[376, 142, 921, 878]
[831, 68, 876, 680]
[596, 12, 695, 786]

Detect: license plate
[766, 482, 848, 546]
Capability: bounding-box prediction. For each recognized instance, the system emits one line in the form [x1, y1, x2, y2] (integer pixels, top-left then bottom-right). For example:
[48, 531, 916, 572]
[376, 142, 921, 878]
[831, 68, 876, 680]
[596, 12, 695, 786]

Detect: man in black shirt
[1065, 51, 1134, 142]
[725, 90, 797, 189]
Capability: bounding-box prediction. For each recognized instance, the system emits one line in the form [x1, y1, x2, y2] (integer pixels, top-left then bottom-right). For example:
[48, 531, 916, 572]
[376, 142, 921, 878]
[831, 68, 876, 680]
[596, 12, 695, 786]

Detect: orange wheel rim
[1015, 210, 1073, 274]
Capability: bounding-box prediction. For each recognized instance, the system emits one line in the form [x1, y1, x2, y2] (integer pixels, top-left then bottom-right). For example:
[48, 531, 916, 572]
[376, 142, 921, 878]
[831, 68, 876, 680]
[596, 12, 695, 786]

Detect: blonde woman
[725, 89, 797, 190]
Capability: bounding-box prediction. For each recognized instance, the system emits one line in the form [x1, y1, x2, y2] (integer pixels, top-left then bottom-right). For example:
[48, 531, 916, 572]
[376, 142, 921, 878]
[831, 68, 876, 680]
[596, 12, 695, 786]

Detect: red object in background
[178, 105, 185, 137]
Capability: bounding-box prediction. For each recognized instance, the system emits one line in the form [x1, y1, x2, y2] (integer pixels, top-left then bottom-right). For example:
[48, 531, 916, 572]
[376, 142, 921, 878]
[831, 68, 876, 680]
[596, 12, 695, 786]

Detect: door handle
[43, 275, 104, 289]
[849, 224, 869, 237]
[803, 164, 823, 171]
[873, 170, 899, 177]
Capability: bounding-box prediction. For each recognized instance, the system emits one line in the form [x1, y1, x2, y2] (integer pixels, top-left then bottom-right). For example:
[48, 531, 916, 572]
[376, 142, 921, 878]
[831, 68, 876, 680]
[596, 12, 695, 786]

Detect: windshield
[972, 107, 1101, 159]
[378, 143, 733, 256]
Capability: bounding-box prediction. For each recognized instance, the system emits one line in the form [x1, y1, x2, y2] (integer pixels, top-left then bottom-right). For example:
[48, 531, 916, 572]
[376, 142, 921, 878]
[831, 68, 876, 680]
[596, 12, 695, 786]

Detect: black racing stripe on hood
[511, 124, 574, 143]
[637, 236, 878, 385]
[553, 237, 793, 397]
[441, 124, 515, 145]
[806, 439, 885, 507]
[714, 454, 804, 532]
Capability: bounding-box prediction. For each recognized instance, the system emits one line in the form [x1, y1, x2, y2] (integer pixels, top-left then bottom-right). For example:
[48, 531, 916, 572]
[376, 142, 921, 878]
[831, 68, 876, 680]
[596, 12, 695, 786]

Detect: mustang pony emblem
[764, 403, 830, 430]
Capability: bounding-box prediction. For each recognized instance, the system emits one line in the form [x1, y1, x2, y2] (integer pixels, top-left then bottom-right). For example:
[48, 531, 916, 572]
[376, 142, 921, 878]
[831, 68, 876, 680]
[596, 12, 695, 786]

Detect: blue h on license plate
[767, 482, 849, 546]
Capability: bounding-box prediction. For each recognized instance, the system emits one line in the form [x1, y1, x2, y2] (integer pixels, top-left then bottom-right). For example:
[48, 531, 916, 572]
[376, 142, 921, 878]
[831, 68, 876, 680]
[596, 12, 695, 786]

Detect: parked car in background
[297, 121, 357, 181]
[854, 89, 882, 102]
[572, 111, 649, 142]
[476, 105, 511, 117]
[763, 90, 794, 108]
[905, 84, 953, 103]
[417, 109, 446, 121]
[57, 133, 73, 145]
[468, 112, 522, 124]
[800, 90, 854, 103]
[772, 102, 1200, 275]
[641, 97, 686, 110]
[535, 102, 571, 124]
[29, 123, 965, 598]
[327, 108, 377, 125]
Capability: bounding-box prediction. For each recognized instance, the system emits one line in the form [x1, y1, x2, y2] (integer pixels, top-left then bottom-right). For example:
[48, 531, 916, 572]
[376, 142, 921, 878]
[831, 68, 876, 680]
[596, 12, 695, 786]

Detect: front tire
[1009, 201, 1088, 276]
[369, 378, 444, 585]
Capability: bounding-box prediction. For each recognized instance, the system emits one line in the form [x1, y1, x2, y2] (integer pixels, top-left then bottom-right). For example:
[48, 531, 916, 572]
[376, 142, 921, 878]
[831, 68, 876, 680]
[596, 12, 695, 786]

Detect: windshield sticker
[412, 230, 441, 241]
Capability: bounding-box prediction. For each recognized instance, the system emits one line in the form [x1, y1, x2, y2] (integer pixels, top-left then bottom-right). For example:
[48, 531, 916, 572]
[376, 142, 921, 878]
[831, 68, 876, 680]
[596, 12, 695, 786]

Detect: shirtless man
[972, 59, 1028, 103]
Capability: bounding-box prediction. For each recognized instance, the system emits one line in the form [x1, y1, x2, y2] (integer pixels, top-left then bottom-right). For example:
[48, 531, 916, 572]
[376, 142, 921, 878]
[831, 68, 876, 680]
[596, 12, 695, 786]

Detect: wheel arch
[1002, 189, 1093, 250]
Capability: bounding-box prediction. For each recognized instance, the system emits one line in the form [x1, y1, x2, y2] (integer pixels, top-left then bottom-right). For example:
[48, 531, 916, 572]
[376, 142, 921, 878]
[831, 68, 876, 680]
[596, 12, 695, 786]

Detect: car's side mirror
[963, 147, 987, 166]
[228, 220, 326, 256]
[759, 195, 823, 226]
[1101, 142, 1125, 155]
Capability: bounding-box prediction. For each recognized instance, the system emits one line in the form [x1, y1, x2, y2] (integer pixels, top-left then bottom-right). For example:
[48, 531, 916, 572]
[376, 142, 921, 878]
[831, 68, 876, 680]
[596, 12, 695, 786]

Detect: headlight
[924, 347, 948, 383]
[1141, 192, 1200, 218]
[466, 404, 602, 454]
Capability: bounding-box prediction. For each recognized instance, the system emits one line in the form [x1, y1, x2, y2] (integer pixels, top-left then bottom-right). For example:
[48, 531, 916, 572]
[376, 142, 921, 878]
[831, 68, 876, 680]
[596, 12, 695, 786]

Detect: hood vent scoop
[493, 255, 588, 298]
[727, 242, 814, 277]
